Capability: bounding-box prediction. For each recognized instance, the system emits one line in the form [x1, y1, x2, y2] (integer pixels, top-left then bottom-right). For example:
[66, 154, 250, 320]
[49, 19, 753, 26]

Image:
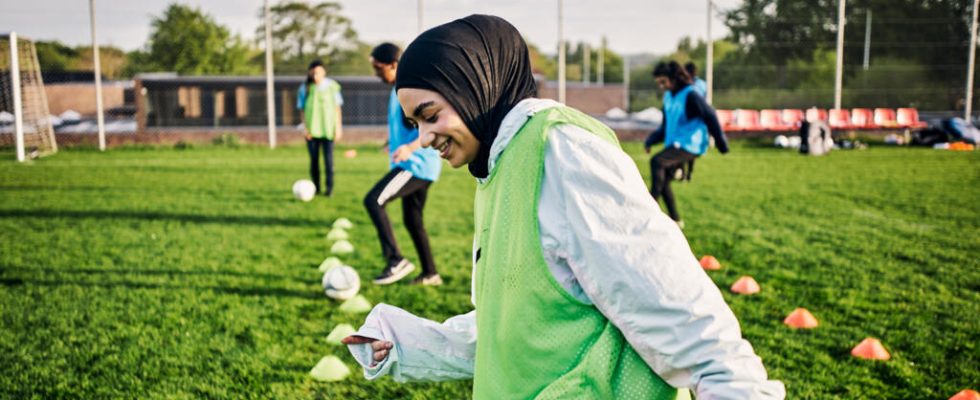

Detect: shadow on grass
[0, 269, 318, 300]
[0, 209, 322, 228]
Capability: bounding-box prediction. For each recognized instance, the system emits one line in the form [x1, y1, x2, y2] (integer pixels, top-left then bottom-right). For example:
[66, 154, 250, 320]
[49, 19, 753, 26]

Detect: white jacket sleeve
[544, 124, 785, 399]
[346, 304, 476, 382]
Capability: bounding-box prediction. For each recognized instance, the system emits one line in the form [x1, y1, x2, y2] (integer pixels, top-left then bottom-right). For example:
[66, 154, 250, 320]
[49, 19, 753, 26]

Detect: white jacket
[348, 98, 786, 399]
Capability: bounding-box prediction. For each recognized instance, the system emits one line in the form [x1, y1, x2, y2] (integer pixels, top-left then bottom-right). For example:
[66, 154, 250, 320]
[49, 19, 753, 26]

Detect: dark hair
[653, 61, 692, 88]
[684, 61, 698, 78]
[306, 59, 325, 85]
[371, 43, 401, 64]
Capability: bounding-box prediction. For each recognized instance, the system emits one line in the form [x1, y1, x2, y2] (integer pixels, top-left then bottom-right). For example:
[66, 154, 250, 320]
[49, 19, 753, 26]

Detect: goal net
[1, 32, 57, 161]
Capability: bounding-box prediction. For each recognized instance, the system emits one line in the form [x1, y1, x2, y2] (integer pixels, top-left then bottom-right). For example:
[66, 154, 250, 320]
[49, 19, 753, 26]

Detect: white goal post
[1, 32, 57, 161]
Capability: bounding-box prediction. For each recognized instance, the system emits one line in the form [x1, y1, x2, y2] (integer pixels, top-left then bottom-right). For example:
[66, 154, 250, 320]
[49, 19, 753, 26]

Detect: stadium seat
[874, 108, 899, 128]
[735, 109, 762, 131]
[716, 109, 737, 131]
[828, 109, 852, 129]
[897, 108, 928, 128]
[782, 109, 805, 128]
[805, 108, 828, 122]
[850, 108, 876, 129]
[760, 109, 792, 131]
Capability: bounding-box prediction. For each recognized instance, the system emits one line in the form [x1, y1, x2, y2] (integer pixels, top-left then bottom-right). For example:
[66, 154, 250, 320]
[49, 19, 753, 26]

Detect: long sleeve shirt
[645, 87, 729, 154]
[347, 98, 785, 400]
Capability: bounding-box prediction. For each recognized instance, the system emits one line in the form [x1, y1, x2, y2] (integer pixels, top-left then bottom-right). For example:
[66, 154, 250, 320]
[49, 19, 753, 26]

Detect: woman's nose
[419, 129, 435, 147]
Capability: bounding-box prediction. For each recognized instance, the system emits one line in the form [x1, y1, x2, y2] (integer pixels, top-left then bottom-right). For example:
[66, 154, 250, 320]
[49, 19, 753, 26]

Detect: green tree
[257, 1, 359, 74]
[130, 4, 258, 75]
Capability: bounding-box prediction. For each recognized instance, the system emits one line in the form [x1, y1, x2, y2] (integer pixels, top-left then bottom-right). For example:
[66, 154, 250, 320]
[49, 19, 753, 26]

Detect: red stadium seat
[828, 109, 852, 129]
[782, 109, 804, 128]
[805, 108, 828, 122]
[735, 109, 762, 131]
[897, 108, 927, 128]
[760, 109, 792, 131]
[874, 108, 899, 128]
[850, 108, 876, 129]
[716, 109, 737, 131]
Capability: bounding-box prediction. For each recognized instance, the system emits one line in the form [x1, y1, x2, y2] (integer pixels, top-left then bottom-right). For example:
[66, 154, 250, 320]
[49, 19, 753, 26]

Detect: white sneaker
[373, 259, 415, 285]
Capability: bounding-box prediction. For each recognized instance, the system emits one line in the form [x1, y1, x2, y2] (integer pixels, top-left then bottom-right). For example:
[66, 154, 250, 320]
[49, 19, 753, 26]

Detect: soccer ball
[292, 179, 317, 202]
[774, 135, 790, 148]
[322, 265, 360, 300]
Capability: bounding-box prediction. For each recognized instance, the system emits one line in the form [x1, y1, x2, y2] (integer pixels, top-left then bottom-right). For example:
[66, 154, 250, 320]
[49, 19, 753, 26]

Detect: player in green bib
[343, 15, 785, 399]
[297, 59, 344, 196]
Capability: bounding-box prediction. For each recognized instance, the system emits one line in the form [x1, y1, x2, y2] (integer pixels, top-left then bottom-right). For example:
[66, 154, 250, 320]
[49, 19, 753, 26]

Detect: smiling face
[397, 88, 480, 168]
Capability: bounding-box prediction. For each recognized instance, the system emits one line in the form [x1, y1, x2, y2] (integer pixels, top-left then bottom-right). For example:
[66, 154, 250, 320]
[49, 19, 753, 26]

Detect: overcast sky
[0, 0, 740, 55]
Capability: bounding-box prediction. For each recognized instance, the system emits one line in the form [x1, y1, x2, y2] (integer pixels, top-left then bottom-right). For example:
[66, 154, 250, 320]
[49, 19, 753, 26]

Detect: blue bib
[388, 88, 441, 181]
[663, 85, 709, 156]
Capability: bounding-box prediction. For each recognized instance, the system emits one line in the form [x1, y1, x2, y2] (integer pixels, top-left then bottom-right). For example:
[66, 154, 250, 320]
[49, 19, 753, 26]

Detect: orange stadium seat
[828, 109, 852, 129]
[782, 109, 805, 129]
[760, 109, 792, 131]
[874, 108, 899, 128]
[850, 108, 876, 129]
[897, 108, 928, 128]
[716, 109, 737, 131]
[806, 108, 828, 122]
[735, 109, 762, 131]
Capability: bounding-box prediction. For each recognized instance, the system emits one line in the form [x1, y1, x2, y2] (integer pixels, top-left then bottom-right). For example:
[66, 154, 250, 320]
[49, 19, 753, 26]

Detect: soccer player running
[364, 43, 443, 286]
[685, 61, 708, 97]
[645, 61, 729, 229]
[344, 15, 784, 399]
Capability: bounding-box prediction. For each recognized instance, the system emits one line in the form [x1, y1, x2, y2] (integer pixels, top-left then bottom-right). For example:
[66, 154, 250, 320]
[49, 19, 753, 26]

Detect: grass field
[0, 141, 977, 399]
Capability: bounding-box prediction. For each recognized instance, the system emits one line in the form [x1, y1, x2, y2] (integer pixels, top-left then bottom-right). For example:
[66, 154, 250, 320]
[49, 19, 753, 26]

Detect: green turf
[0, 142, 977, 399]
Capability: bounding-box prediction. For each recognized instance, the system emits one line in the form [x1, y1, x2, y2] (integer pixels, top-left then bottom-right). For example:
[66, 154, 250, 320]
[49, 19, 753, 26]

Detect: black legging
[363, 168, 437, 275]
[307, 138, 334, 195]
[649, 147, 697, 221]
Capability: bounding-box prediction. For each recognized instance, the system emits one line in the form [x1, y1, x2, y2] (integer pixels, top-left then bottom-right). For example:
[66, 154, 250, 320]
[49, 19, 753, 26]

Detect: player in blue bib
[364, 43, 444, 286]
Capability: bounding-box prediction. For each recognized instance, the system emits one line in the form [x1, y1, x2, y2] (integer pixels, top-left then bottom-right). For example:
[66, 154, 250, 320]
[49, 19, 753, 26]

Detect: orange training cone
[344, 149, 358, 158]
[851, 338, 891, 360]
[730, 276, 761, 295]
[783, 308, 818, 329]
[699, 255, 721, 270]
[949, 389, 980, 400]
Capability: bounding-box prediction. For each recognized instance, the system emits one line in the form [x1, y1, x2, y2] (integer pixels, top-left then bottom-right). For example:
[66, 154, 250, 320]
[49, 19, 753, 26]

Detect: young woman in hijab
[297, 59, 344, 196]
[343, 15, 784, 399]
[645, 61, 728, 228]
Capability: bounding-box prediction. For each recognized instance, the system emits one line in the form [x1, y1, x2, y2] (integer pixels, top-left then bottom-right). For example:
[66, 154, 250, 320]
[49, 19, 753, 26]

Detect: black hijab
[396, 14, 537, 178]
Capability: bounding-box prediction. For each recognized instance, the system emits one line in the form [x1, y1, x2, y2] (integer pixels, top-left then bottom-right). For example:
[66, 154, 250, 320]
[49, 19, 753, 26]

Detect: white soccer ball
[322, 265, 360, 300]
[774, 135, 790, 148]
[292, 179, 317, 202]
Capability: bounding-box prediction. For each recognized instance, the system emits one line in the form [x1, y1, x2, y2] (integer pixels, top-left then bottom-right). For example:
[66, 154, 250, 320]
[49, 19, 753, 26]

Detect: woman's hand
[391, 144, 414, 163]
[305, 133, 313, 141]
[341, 335, 394, 367]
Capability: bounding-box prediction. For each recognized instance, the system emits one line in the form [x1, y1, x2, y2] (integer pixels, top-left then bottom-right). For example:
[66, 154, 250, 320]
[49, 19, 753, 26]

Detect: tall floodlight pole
[598, 37, 605, 85]
[264, 0, 277, 148]
[583, 43, 590, 85]
[10, 33, 24, 162]
[834, 0, 846, 110]
[418, 0, 424, 34]
[558, 0, 566, 104]
[623, 56, 630, 111]
[966, 0, 979, 121]
[706, 0, 714, 104]
[862, 10, 871, 70]
[89, 0, 105, 151]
